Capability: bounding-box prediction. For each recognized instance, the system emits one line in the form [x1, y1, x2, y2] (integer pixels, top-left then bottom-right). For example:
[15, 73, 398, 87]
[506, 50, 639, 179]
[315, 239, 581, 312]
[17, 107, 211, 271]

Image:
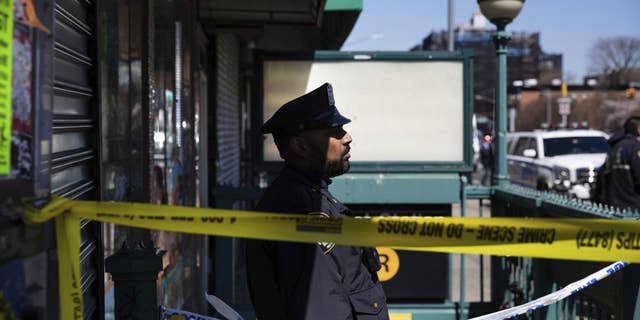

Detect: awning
[199, 0, 362, 50]
[256, 0, 362, 50]
[325, 0, 363, 11]
[199, 0, 326, 26]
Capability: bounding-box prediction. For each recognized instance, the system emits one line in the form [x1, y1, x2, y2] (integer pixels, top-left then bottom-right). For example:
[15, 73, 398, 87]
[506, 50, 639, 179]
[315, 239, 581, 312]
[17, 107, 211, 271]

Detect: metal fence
[481, 183, 639, 320]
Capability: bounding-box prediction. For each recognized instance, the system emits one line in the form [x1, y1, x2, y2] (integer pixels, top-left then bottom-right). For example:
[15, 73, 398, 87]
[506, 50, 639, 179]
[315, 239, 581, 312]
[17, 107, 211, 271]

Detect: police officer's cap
[261, 83, 351, 135]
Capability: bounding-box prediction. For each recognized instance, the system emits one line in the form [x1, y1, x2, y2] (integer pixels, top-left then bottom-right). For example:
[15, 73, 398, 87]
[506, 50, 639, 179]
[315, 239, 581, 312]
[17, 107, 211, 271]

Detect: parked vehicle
[506, 130, 610, 199]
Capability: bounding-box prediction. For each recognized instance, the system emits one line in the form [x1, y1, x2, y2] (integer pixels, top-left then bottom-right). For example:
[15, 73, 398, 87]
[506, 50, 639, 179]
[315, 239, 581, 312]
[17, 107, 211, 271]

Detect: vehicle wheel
[536, 178, 549, 191]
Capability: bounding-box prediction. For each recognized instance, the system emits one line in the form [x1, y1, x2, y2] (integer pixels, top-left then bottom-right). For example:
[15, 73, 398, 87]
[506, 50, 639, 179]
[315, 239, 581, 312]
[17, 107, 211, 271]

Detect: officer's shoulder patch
[308, 211, 336, 254]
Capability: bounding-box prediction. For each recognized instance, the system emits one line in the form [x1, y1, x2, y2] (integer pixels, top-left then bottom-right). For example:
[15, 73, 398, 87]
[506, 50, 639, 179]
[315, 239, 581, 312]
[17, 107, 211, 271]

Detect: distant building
[583, 67, 640, 88]
[412, 13, 563, 119]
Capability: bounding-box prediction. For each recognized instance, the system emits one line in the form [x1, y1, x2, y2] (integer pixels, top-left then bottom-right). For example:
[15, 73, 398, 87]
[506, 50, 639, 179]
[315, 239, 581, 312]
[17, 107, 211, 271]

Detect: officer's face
[301, 126, 352, 177]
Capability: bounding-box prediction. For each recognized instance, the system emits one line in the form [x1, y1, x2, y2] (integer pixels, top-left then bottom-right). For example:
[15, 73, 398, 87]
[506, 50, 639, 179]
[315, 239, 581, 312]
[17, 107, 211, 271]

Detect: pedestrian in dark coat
[593, 116, 640, 210]
[246, 83, 389, 320]
[480, 135, 494, 186]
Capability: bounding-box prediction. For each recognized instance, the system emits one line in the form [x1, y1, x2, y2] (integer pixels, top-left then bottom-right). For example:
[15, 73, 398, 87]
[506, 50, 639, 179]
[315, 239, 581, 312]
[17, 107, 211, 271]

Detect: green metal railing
[482, 182, 639, 320]
[493, 183, 640, 219]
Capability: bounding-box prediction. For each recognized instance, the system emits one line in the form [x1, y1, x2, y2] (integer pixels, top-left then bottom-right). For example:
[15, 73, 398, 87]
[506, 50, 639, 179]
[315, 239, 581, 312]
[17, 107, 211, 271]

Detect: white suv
[506, 130, 610, 199]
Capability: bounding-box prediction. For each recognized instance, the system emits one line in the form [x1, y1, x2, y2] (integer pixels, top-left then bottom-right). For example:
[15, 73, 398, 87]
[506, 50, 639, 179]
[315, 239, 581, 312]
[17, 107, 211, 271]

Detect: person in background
[593, 116, 640, 210]
[480, 134, 494, 186]
[151, 164, 166, 204]
[170, 148, 185, 205]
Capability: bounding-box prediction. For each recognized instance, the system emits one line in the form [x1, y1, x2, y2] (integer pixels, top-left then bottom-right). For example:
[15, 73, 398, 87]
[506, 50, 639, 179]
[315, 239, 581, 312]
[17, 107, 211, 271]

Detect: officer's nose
[343, 132, 353, 145]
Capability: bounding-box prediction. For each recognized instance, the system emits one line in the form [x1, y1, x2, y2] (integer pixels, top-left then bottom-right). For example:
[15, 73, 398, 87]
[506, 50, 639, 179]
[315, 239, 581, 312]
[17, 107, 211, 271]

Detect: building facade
[0, 0, 361, 319]
[413, 13, 563, 120]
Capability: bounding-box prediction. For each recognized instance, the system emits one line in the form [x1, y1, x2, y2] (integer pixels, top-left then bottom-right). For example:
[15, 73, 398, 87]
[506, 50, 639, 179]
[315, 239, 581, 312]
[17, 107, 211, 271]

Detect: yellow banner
[0, 0, 13, 174]
[23, 197, 640, 319]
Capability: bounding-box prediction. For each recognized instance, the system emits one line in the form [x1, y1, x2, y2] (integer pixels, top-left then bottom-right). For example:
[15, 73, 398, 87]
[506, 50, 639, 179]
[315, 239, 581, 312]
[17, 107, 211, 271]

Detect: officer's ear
[290, 136, 311, 157]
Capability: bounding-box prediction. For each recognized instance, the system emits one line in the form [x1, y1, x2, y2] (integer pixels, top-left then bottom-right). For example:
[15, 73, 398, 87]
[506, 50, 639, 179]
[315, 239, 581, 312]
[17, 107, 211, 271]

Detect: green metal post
[459, 175, 467, 319]
[448, 253, 453, 303]
[545, 283, 557, 320]
[478, 199, 484, 303]
[492, 21, 511, 186]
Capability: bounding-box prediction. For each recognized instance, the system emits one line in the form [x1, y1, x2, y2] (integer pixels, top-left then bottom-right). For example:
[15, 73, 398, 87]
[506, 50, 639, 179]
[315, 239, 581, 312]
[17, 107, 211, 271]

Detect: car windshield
[543, 136, 608, 157]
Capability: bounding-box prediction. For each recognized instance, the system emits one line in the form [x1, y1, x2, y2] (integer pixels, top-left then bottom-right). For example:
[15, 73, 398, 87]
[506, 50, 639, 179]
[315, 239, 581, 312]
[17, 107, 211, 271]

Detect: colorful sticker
[0, 0, 13, 174]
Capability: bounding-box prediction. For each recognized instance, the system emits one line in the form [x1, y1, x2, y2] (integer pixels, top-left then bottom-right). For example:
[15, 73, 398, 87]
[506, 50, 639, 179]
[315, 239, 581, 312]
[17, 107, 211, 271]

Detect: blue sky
[342, 0, 640, 83]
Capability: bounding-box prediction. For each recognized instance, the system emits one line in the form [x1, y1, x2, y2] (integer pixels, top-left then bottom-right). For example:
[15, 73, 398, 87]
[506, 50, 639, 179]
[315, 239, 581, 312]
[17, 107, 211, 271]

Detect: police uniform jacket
[596, 134, 640, 209]
[246, 165, 389, 320]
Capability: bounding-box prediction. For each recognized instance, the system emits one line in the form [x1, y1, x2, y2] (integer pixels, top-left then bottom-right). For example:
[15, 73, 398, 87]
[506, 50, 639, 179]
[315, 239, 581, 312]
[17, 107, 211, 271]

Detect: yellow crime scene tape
[22, 197, 640, 320]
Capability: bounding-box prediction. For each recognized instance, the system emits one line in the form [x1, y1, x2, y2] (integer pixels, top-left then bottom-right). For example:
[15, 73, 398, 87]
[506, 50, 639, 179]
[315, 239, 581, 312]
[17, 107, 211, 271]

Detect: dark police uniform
[246, 83, 389, 320]
[594, 133, 640, 209]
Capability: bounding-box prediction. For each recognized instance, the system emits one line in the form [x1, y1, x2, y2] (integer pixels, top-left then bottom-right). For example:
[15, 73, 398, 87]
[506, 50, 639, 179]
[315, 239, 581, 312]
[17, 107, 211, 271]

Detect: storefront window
[150, 0, 204, 312]
[99, 1, 147, 318]
[100, 0, 205, 317]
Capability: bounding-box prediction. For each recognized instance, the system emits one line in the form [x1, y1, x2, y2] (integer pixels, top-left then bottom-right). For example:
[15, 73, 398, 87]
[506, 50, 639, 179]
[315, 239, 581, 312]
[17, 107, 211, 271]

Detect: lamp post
[477, 0, 525, 186]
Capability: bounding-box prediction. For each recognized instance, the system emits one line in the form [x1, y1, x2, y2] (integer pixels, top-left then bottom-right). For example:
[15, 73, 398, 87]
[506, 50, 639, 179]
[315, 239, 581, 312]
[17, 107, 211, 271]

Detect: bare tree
[588, 36, 640, 86]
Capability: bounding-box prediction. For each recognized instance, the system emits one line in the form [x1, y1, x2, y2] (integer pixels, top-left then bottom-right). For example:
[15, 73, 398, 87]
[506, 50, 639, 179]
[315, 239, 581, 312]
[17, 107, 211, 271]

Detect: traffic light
[627, 88, 636, 99]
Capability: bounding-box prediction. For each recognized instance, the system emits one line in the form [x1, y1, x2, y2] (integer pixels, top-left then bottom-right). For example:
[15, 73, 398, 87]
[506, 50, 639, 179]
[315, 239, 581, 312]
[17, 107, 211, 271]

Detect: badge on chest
[308, 211, 336, 254]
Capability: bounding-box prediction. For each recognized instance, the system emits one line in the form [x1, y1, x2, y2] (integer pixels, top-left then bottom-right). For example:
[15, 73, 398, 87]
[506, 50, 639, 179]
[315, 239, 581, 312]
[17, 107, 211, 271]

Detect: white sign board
[262, 58, 466, 164]
[557, 97, 572, 116]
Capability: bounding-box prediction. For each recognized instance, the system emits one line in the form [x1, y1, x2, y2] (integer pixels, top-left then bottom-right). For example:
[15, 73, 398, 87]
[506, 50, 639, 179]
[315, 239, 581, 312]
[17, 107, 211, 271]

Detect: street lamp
[477, 0, 525, 186]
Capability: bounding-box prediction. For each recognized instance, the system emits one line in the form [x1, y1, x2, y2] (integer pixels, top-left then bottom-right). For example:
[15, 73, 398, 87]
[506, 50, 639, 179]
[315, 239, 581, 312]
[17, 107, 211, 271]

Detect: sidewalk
[451, 199, 492, 303]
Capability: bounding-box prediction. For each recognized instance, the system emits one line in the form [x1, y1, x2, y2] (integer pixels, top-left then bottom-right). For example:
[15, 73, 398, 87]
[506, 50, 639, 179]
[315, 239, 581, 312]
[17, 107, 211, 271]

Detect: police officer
[246, 83, 389, 319]
[594, 116, 640, 209]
